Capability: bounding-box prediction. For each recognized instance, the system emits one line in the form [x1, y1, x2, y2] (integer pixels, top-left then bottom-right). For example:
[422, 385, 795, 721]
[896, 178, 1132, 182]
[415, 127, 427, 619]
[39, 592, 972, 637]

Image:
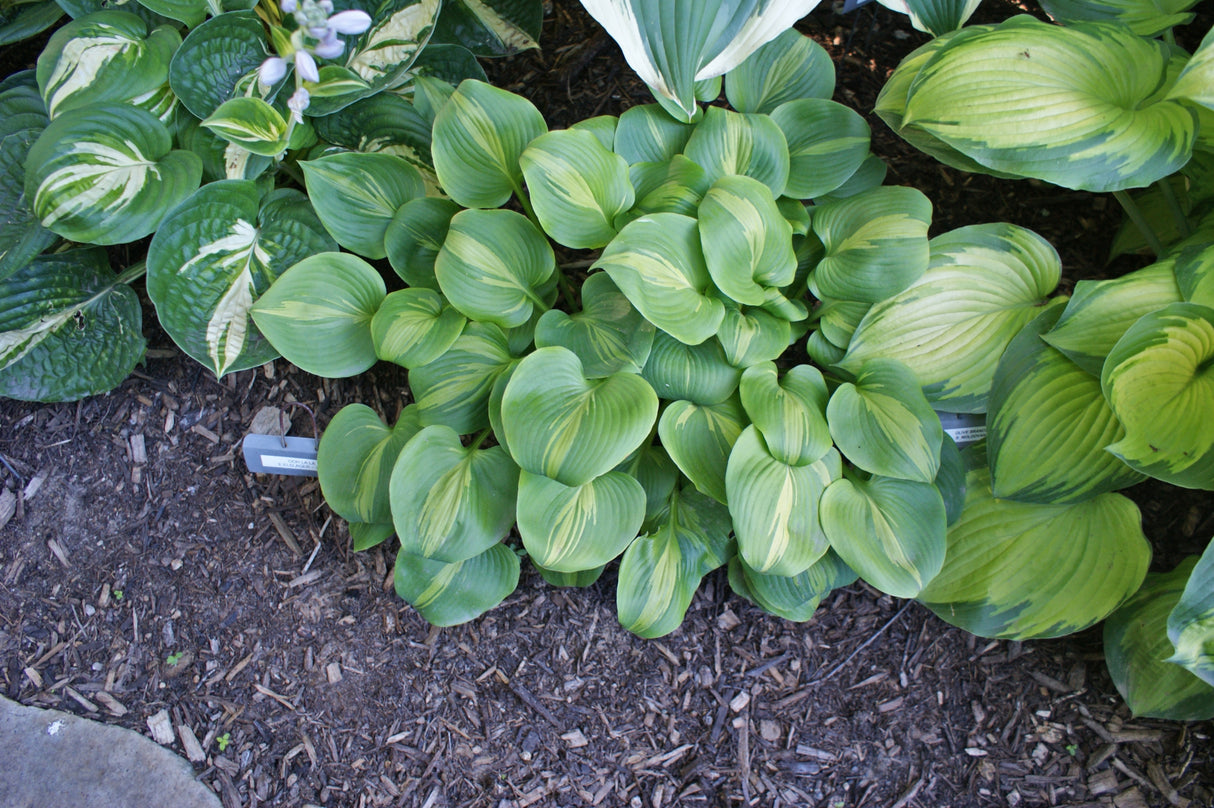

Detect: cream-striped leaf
[728, 550, 856, 622]
[1168, 541, 1214, 688]
[202, 98, 290, 157]
[724, 29, 834, 114]
[716, 305, 791, 367]
[699, 175, 796, 306]
[346, 0, 440, 88]
[658, 395, 747, 504]
[318, 403, 423, 526]
[409, 321, 515, 433]
[394, 542, 519, 626]
[433, 0, 541, 57]
[301, 152, 425, 260]
[614, 104, 694, 164]
[516, 469, 646, 573]
[738, 362, 830, 467]
[534, 272, 655, 378]
[371, 288, 466, 369]
[770, 98, 871, 200]
[683, 106, 789, 197]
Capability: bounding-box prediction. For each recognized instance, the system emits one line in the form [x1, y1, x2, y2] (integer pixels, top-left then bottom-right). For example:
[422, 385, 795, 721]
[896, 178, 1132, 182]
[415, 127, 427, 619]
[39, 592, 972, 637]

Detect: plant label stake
[242, 403, 319, 476]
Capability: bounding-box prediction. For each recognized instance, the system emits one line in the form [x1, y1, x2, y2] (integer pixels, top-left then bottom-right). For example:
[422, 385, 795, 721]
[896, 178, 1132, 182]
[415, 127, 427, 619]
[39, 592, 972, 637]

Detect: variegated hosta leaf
[350, 522, 396, 551]
[346, 0, 440, 89]
[878, 0, 982, 36]
[36, 11, 178, 119]
[431, 79, 546, 208]
[534, 271, 655, 378]
[570, 115, 618, 151]
[820, 474, 946, 599]
[724, 29, 834, 115]
[717, 305, 790, 367]
[827, 359, 943, 483]
[1104, 557, 1214, 720]
[0, 248, 143, 402]
[616, 485, 734, 638]
[594, 212, 725, 346]
[250, 252, 385, 378]
[409, 321, 515, 433]
[434, 208, 557, 329]
[683, 106, 789, 197]
[738, 362, 830, 467]
[840, 223, 1062, 413]
[818, 153, 887, 202]
[318, 403, 423, 525]
[371, 288, 466, 369]
[500, 346, 659, 486]
[431, 0, 541, 56]
[147, 183, 338, 378]
[628, 155, 713, 219]
[727, 426, 839, 576]
[621, 443, 681, 530]
[988, 301, 1145, 503]
[698, 175, 796, 306]
[658, 395, 747, 504]
[1040, 0, 1199, 38]
[1102, 302, 1214, 489]
[642, 330, 741, 406]
[390, 424, 519, 563]
[535, 562, 605, 588]
[298, 66, 376, 118]
[728, 551, 855, 622]
[25, 103, 202, 245]
[900, 16, 1196, 192]
[301, 152, 426, 260]
[918, 468, 1151, 640]
[309, 93, 434, 181]
[394, 542, 520, 626]
[814, 297, 870, 352]
[202, 98, 289, 157]
[384, 197, 460, 291]
[169, 11, 267, 120]
[1174, 239, 1214, 307]
[809, 185, 931, 304]
[0, 87, 54, 282]
[806, 329, 845, 367]
[614, 104, 694, 164]
[1042, 261, 1182, 376]
[516, 469, 646, 573]
[1168, 26, 1214, 111]
[1168, 541, 1214, 687]
[520, 129, 635, 249]
[770, 99, 871, 201]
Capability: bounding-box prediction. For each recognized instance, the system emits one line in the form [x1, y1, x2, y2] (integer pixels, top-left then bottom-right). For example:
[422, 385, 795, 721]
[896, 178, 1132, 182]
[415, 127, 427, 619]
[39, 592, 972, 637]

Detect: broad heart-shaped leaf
[0, 1, 63, 47]
[36, 11, 178, 118]
[345, 0, 440, 90]
[409, 321, 515, 434]
[988, 300, 1145, 503]
[717, 305, 791, 367]
[642, 330, 740, 406]
[827, 359, 943, 483]
[201, 99, 289, 157]
[918, 468, 1151, 640]
[394, 542, 520, 627]
[614, 104, 694, 164]
[1040, 0, 1198, 38]
[628, 155, 713, 219]
[318, 404, 423, 526]
[698, 175, 795, 306]
[534, 272, 655, 378]
[350, 521, 396, 551]
[309, 93, 435, 184]
[0, 249, 143, 402]
[516, 469, 646, 573]
[1042, 261, 1183, 376]
[1104, 558, 1214, 720]
[658, 395, 747, 504]
[0, 90, 55, 281]
[728, 551, 856, 622]
[1102, 302, 1214, 490]
[683, 107, 789, 197]
[371, 288, 466, 369]
[390, 425, 519, 563]
[431, 0, 541, 56]
[25, 104, 202, 245]
[384, 197, 461, 291]
[250, 252, 385, 378]
[724, 29, 834, 115]
[435, 208, 557, 329]
[738, 362, 831, 467]
[770, 99, 871, 201]
[900, 16, 1197, 192]
[301, 153, 425, 261]
[521, 129, 635, 250]
[431, 79, 546, 208]
[727, 426, 839, 577]
[594, 213, 725, 346]
[1169, 26, 1214, 110]
[616, 485, 734, 638]
[820, 474, 947, 599]
[147, 183, 338, 378]
[1169, 541, 1214, 687]
[500, 346, 658, 487]
[809, 185, 931, 304]
[840, 223, 1061, 413]
[170, 12, 267, 120]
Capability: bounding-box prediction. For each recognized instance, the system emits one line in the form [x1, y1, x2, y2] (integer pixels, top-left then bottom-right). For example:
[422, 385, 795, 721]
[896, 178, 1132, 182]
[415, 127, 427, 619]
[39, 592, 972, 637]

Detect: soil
[2, 2, 1213, 807]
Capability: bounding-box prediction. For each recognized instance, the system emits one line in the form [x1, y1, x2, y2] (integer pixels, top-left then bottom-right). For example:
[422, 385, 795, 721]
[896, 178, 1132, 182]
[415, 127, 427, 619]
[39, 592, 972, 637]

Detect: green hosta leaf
[534, 272, 655, 378]
[810, 185, 931, 304]
[516, 469, 646, 573]
[698, 175, 795, 306]
[683, 106, 789, 197]
[806, 328, 845, 367]
[350, 521, 395, 551]
[136, 0, 206, 25]
[815, 298, 870, 352]
[434, 208, 557, 329]
[394, 542, 519, 626]
[1040, 0, 1198, 37]
[595, 213, 725, 346]
[1102, 302, 1214, 489]
[431, 0, 540, 56]
[827, 359, 943, 483]
[622, 443, 681, 530]
[919, 468, 1151, 640]
[346, 0, 440, 89]
[146, 183, 337, 378]
[738, 362, 831, 467]
[0, 0, 63, 47]
[409, 321, 514, 433]
[841, 223, 1062, 413]
[716, 305, 790, 367]
[300, 66, 375, 117]
[0, 89, 54, 281]
[628, 155, 713, 219]
[617, 485, 734, 638]
[318, 403, 423, 525]
[431, 79, 546, 208]
[201, 98, 288, 157]
[614, 104, 694, 164]
[988, 301, 1145, 503]
[384, 197, 460, 291]
[1169, 26, 1214, 110]
[520, 129, 635, 249]
[570, 115, 618, 151]
[1104, 558, 1214, 720]
[658, 396, 746, 504]
[642, 330, 740, 406]
[534, 562, 605, 588]
[390, 425, 519, 563]
[936, 435, 966, 525]
[771, 99, 870, 201]
[371, 288, 466, 369]
[724, 29, 834, 115]
[1168, 541, 1214, 687]
[728, 551, 855, 622]
[1174, 240, 1214, 307]
[818, 154, 887, 202]
[727, 426, 839, 576]
[169, 11, 266, 120]
[0, 248, 143, 402]
[501, 346, 658, 486]
[309, 93, 434, 182]
[250, 252, 385, 378]
[301, 152, 425, 260]
[820, 474, 946, 599]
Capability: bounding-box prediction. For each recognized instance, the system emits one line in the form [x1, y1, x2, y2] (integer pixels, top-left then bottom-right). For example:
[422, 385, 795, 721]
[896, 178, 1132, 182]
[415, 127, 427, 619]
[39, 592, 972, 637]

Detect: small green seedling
[166, 651, 184, 666]
[216, 733, 231, 752]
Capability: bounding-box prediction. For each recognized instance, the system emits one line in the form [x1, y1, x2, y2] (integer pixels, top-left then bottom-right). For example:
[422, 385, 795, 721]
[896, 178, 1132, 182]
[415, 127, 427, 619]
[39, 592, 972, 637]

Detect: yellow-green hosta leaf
[770, 99, 870, 201]
[516, 469, 646, 573]
[814, 297, 870, 352]
[1168, 540, 1214, 687]
[698, 175, 796, 306]
[738, 362, 831, 468]
[202, 98, 289, 157]
[724, 29, 834, 115]
[301, 152, 426, 260]
[617, 442, 680, 531]
[394, 542, 520, 627]
[1172, 239, 1214, 307]
[1104, 557, 1214, 720]
[347, 0, 440, 88]
[658, 395, 746, 504]
[918, 468, 1151, 640]
[390, 425, 519, 563]
[500, 346, 658, 486]
[727, 426, 838, 576]
[409, 321, 515, 434]
[805, 329, 845, 369]
[614, 104, 694, 164]
[728, 550, 855, 622]
[371, 288, 466, 369]
[534, 562, 605, 588]
[841, 223, 1061, 413]
[820, 474, 946, 599]
[716, 305, 791, 367]
[816, 154, 887, 203]
[319, 403, 423, 526]
[534, 271, 655, 378]
[642, 330, 740, 406]
[1041, 0, 1198, 39]
[683, 106, 789, 197]
[1168, 26, 1214, 111]
[384, 197, 461, 291]
[628, 155, 713, 219]
[892, 0, 983, 35]
[350, 521, 396, 551]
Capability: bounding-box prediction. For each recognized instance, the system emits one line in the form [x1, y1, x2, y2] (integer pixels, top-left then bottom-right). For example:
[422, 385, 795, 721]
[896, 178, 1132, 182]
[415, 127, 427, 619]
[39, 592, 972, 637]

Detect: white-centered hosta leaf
[738, 362, 831, 467]
[642, 330, 741, 406]
[658, 395, 747, 504]
[683, 106, 789, 197]
[724, 29, 834, 114]
[770, 98, 871, 200]
[347, 0, 440, 88]
[516, 469, 646, 573]
[169, 11, 268, 121]
[534, 272, 655, 378]
[614, 104, 694, 164]
[371, 288, 466, 369]
[728, 550, 856, 622]
[394, 542, 519, 626]
[716, 305, 791, 367]
[409, 321, 515, 434]
[318, 403, 423, 526]
[301, 152, 425, 260]
[698, 175, 796, 306]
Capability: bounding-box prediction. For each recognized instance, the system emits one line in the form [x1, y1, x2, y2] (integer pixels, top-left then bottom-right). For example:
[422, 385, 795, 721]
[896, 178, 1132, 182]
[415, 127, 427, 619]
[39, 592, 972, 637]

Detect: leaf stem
[1113, 189, 1165, 257]
[116, 261, 147, 285]
[469, 428, 492, 451]
[1155, 178, 1192, 239]
[511, 179, 539, 228]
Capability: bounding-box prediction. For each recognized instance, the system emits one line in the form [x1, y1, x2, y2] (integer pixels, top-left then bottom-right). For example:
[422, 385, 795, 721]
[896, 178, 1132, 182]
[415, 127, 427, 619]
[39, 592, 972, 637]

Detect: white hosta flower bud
[313, 32, 345, 59]
[280, 0, 297, 12]
[288, 88, 311, 123]
[258, 56, 288, 87]
[327, 9, 372, 34]
[294, 50, 320, 83]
